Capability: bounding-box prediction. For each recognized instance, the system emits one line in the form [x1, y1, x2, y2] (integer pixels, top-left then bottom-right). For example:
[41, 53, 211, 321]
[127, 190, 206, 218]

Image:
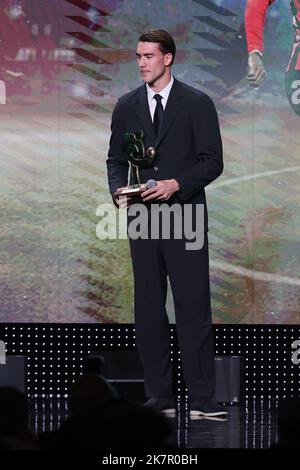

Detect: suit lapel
[129, 79, 183, 146]
[130, 85, 156, 143]
[156, 79, 182, 146]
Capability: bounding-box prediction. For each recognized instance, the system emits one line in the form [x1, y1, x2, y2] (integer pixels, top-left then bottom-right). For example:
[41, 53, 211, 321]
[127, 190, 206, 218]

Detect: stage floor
[29, 396, 277, 449]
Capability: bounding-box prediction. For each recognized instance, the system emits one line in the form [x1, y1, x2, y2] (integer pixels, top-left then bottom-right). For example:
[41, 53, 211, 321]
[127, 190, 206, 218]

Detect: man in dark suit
[107, 30, 226, 418]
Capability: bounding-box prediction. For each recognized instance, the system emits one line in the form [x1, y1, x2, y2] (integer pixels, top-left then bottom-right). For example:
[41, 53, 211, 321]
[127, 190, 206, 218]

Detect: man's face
[136, 41, 172, 85]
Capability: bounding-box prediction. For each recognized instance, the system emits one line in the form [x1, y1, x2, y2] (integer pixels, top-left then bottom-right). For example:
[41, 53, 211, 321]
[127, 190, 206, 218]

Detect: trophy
[113, 130, 156, 198]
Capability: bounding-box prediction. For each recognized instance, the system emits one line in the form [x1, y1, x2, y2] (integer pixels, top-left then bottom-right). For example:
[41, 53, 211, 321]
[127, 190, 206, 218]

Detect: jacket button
[154, 166, 158, 171]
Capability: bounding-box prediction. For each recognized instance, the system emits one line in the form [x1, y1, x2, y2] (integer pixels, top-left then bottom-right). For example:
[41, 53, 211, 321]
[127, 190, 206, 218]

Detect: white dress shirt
[146, 75, 174, 121]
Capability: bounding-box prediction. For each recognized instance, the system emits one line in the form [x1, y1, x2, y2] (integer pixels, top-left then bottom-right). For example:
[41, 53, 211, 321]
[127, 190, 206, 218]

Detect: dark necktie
[153, 94, 164, 136]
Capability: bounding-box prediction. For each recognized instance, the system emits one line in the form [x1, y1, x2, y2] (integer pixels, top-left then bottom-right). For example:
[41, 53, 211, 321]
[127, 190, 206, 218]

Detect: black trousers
[129, 232, 215, 401]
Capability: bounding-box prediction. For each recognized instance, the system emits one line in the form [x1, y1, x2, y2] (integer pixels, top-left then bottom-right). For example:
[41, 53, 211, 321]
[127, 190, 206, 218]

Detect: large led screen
[1, 0, 299, 323]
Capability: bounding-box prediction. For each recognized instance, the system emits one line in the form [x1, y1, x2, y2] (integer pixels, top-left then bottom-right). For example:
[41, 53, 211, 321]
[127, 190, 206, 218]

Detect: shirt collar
[146, 75, 174, 101]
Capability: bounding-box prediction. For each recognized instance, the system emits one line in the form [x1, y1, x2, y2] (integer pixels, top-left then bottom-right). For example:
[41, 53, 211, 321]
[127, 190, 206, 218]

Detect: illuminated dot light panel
[1, 324, 300, 398]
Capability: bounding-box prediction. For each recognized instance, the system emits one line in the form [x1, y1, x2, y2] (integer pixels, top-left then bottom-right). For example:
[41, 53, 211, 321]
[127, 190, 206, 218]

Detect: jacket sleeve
[106, 101, 129, 197]
[175, 94, 223, 202]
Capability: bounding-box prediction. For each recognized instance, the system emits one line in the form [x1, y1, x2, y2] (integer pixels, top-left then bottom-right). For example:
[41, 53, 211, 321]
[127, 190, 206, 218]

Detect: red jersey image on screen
[245, 0, 300, 115]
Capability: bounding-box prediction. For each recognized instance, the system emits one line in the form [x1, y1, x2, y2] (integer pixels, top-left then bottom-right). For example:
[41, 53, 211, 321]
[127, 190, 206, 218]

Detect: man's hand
[141, 179, 180, 202]
[247, 52, 267, 88]
[114, 187, 133, 208]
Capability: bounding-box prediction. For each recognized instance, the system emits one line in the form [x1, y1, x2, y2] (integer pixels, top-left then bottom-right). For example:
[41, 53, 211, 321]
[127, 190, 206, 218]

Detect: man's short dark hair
[138, 29, 176, 65]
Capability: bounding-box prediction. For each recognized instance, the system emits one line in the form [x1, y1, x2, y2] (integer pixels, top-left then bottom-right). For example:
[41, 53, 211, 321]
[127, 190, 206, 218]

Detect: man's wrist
[172, 179, 180, 192]
[249, 49, 263, 58]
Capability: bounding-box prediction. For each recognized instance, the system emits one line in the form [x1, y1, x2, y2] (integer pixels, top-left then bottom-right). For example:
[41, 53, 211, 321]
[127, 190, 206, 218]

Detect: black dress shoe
[144, 397, 176, 416]
[190, 397, 228, 418]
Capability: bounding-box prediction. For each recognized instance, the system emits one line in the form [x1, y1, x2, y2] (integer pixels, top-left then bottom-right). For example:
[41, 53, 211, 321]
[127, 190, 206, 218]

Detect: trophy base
[113, 184, 147, 198]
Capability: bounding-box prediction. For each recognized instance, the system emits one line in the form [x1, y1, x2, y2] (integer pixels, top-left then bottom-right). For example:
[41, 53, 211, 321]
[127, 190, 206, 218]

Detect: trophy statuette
[113, 130, 156, 198]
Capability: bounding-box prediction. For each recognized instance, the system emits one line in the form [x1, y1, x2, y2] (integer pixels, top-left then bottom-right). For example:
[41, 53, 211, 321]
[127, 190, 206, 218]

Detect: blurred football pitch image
[1, 95, 300, 324]
[1, 0, 300, 324]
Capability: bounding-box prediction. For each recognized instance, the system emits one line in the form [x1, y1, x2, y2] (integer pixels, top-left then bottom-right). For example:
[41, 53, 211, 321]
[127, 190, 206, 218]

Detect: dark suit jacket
[106, 78, 223, 229]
